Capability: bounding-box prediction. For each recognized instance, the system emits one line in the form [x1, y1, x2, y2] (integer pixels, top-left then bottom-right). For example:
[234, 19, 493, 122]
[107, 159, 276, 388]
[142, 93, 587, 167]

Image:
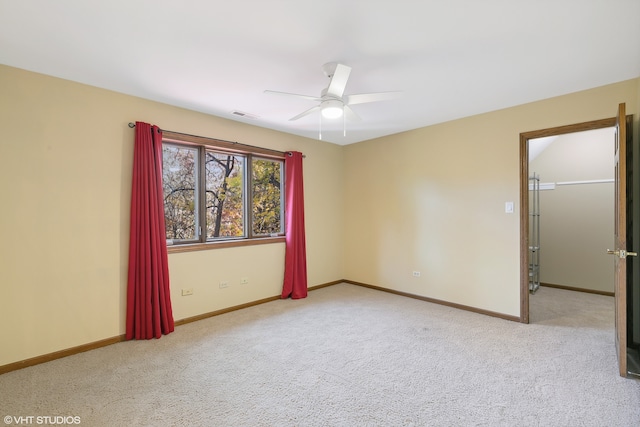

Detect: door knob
[607, 249, 638, 258]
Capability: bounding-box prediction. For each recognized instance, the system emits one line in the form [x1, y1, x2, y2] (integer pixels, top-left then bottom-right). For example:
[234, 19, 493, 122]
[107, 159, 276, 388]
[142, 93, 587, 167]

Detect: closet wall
[530, 127, 615, 293]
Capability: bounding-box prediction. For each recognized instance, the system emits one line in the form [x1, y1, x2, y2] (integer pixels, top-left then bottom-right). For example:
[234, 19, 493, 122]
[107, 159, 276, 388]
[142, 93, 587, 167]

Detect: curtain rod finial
[128, 122, 136, 128]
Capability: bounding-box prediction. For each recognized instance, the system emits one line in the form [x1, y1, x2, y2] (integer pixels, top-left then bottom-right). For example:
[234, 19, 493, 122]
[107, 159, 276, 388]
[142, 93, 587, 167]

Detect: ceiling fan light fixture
[321, 99, 343, 119]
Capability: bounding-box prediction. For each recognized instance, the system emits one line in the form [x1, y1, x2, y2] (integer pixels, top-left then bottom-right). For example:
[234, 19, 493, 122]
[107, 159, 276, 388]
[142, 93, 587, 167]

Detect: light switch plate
[505, 202, 514, 213]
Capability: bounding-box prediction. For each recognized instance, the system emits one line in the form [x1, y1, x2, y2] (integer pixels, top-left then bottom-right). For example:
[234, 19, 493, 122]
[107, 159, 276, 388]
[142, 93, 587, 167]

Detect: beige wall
[1, 63, 638, 367]
[530, 129, 614, 292]
[343, 79, 638, 317]
[0, 65, 344, 366]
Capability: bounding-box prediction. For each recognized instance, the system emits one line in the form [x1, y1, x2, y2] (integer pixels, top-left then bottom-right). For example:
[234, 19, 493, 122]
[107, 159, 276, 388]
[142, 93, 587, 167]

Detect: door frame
[519, 117, 616, 324]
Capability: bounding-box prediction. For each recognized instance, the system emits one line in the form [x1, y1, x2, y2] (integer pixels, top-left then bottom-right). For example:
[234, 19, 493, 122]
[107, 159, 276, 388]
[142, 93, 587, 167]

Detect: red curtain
[282, 151, 308, 299]
[126, 122, 174, 340]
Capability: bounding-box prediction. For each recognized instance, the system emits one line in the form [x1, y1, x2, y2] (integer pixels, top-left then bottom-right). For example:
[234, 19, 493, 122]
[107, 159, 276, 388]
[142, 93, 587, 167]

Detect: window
[162, 133, 284, 250]
[251, 158, 283, 236]
[204, 151, 245, 239]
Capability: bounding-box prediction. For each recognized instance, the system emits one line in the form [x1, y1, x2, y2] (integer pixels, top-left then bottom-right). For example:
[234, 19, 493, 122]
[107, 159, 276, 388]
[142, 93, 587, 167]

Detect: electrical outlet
[181, 288, 193, 296]
[412, 271, 421, 277]
[240, 277, 249, 285]
[219, 281, 229, 289]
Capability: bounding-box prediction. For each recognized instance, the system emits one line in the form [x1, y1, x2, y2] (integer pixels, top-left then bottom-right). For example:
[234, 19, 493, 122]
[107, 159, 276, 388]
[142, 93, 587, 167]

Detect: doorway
[528, 127, 615, 297]
[519, 117, 616, 324]
[520, 114, 640, 377]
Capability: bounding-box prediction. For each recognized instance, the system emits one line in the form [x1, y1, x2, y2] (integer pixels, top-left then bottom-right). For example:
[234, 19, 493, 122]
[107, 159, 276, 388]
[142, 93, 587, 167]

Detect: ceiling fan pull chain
[319, 114, 322, 140]
[343, 109, 346, 137]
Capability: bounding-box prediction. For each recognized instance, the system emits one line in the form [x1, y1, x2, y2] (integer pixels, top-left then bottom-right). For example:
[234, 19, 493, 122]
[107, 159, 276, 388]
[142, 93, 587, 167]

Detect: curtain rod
[128, 122, 304, 158]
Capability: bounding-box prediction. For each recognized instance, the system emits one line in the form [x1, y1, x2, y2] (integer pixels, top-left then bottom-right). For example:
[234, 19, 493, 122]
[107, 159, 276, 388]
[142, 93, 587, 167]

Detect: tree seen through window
[162, 143, 283, 244]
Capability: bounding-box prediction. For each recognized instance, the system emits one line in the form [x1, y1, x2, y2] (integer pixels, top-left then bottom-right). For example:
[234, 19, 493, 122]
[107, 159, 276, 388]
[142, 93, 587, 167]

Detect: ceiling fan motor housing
[321, 99, 344, 118]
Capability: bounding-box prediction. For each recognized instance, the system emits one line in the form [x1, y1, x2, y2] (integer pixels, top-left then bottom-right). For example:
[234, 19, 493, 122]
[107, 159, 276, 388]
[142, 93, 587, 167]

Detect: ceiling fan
[264, 62, 401, 137]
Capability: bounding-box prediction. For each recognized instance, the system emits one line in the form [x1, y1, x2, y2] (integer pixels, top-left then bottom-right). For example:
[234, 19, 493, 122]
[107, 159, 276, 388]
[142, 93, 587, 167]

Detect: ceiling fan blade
[343, 105, 361, 122]
[345, 91, 402, 105]
[289, 105, 321, 121]
[264, 90, 321, 102]
[326, 63, 352, 98]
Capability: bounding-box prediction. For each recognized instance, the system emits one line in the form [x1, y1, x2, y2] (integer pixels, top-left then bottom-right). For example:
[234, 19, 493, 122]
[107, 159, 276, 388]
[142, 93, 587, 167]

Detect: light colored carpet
[1, 283, 639, 426]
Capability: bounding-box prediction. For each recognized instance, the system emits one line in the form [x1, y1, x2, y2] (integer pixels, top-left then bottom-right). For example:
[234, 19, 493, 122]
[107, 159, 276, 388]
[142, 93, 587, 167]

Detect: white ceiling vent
[231, 110, 259, 120]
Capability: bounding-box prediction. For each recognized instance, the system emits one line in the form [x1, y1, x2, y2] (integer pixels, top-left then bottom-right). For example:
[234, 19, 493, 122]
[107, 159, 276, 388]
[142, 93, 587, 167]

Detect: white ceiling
[1, 1, 639, 145]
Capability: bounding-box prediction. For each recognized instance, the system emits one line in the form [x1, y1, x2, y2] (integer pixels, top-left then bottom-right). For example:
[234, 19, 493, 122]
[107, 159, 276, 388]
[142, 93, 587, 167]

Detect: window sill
[167, 236, 286, 254]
